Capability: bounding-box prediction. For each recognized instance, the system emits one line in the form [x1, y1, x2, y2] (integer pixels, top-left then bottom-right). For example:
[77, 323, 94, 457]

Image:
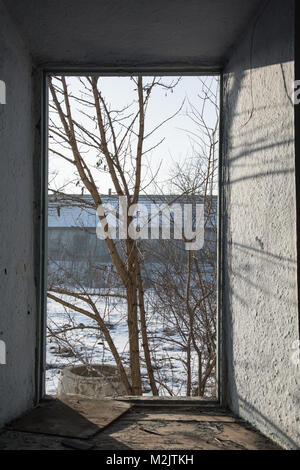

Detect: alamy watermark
[294, 80, 300, 105]
[291, 340, 300, 366]
[96, 196, 205, 250]
[0, 340, 6, 364]
[0, 80, 6, 104]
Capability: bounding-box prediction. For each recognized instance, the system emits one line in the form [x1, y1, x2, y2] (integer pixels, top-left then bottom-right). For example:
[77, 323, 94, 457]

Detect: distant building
[48, 194, 217, 286]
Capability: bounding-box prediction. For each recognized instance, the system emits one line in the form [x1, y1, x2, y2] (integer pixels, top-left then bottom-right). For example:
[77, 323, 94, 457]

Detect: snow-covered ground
[46, 292, 215, 397]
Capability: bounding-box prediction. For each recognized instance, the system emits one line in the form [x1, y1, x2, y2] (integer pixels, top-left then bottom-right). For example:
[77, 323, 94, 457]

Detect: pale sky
[48, 75, 219, 196]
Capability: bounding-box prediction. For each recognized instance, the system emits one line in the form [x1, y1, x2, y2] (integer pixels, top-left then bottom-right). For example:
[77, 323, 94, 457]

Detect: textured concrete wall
[222, 0, 299, 449]
[3, 0, 261, 69]
[0, 1, 37, 426]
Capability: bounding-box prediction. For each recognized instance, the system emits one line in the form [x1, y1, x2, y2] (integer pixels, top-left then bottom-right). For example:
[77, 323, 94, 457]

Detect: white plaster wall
[222, 0, 299, 449]
[0, 0, 37, 426]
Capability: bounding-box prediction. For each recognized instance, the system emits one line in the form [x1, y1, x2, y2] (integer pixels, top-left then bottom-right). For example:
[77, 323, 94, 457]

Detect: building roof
[48, 193, 217, 228]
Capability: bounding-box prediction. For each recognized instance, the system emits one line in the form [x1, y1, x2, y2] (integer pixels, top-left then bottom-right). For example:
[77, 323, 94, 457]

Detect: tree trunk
[186, 251, 192, 397]
[126, 278, 142, 395]
[137, 265, 159, 396]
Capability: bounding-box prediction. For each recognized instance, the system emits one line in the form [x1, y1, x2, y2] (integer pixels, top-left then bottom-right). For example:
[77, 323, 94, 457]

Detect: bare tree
[142, 77, 219, 396]
[48, 75, 181, 395]
[47, 75, 219, 397]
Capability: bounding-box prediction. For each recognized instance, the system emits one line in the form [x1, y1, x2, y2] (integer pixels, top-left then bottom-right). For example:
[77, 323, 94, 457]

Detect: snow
[46, 291, 215, 397]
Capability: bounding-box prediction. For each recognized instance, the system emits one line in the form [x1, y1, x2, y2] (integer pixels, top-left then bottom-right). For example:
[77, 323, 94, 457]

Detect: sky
[48, 75, 219, 196]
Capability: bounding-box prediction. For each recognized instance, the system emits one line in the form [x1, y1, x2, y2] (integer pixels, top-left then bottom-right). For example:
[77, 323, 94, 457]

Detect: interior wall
[0, 0, 38, 426]
[0, 0, 298, 445]
[222, 0, 299, 449]
[2, 0, 262, 70]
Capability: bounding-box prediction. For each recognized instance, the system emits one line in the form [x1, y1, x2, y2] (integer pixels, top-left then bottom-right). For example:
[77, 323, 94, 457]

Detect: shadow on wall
[233, 395, 300, 450]
[221, 0, 299, 450]
[222, 72, 298, 446]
